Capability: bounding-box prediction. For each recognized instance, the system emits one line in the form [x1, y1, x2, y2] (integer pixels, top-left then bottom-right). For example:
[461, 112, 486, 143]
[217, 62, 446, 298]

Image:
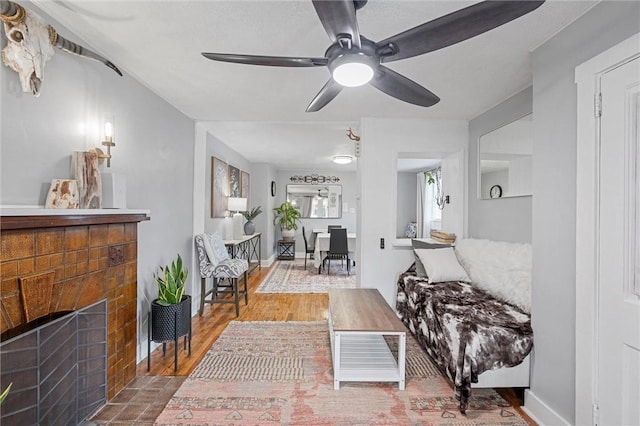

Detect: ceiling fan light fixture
[332, 155, 353, 165]
[332, 62, 373, 87]
[328, 51, 376, 87]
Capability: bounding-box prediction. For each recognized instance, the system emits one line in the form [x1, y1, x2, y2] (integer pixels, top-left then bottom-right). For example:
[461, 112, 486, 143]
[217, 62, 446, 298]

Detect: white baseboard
[523, 390, 571, 426]
[261, 255, 276, 268]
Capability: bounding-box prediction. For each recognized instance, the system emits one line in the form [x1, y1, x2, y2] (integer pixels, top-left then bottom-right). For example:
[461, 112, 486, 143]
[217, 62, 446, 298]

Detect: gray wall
[0, 3, 195, 363]
[529, 2, 640, 423]
[250, 163, 278, 262]
[396, 172, 417, 238]
[467, 87, 532, 243]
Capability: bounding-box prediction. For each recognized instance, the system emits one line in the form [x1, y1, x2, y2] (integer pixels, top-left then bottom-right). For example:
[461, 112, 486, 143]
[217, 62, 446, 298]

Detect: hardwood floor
[138, 264, 328, 377]
[134, 263, 536, 425]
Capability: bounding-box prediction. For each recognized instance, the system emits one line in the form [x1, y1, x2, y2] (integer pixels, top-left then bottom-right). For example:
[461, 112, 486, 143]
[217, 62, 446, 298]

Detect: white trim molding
[524, 390, 571, 426]
[574, 32, 640, 426]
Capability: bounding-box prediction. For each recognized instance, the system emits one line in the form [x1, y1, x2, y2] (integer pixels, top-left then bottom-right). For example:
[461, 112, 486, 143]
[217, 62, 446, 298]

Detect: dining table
[313, 232, 357, 272]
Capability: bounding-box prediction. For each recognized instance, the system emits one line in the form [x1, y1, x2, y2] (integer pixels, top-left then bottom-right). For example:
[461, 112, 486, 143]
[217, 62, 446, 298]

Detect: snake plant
[154, 254, 188, 306]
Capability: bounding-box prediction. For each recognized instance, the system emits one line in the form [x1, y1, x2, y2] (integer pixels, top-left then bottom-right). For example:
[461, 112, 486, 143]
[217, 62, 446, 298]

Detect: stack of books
[430, 230, 456, 244]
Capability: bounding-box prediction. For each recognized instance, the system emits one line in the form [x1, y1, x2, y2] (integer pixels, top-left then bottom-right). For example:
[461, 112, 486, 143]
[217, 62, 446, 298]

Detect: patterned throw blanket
[396, 265, 533, 414]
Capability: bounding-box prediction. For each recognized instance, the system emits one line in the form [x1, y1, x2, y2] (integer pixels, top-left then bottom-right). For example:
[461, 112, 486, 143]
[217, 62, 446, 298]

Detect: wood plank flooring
[138, 264, 328, 377]
[135, 262, 536, 425]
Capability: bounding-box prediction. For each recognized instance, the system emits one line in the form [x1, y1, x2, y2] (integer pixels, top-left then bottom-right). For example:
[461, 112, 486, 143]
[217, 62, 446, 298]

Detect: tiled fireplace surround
[0, 212, 149, 422]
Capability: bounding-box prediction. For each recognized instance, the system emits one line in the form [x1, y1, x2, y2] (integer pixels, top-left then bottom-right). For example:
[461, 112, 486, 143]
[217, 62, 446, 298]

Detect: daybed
[396, 238, 533, 414]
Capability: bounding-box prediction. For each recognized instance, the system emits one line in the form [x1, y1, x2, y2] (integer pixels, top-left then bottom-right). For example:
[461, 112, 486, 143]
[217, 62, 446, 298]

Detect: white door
[597, 56, 640, 426]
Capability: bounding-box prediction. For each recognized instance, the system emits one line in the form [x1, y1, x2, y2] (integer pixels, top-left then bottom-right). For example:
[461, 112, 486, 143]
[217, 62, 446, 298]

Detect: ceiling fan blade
[202, 52, 328, 67]
[312, 0, 361, 49]
[370, 66, 439, 107]
[306, 79, 343, 112]
[378, 1, 545, 63]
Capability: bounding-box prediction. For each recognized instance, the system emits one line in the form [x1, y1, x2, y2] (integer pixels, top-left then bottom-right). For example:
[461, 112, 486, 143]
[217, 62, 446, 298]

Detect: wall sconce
[228, 197, 247, 240]
[90, 114, 116, 167]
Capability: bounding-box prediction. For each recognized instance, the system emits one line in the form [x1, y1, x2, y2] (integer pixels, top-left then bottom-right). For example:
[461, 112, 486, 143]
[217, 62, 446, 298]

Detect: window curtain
[416, 172, 426, 238]
[424, 175, 438, 236]
[301, 197, 313, 217]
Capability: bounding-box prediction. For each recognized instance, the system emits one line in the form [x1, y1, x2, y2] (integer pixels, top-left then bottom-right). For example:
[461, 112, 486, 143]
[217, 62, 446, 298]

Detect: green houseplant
[273, 201, 301, 241]
[241, 205, 262, 235]
[149, 254, 191, 371]
[154, 254, 187, 305]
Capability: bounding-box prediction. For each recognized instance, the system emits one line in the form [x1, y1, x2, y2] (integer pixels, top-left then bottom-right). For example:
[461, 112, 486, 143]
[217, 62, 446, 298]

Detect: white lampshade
[228, 197, 247, 212]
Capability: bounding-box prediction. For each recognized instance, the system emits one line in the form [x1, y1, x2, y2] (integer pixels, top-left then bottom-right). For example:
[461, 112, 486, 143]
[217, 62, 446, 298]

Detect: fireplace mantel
[0, 207, 150, 229]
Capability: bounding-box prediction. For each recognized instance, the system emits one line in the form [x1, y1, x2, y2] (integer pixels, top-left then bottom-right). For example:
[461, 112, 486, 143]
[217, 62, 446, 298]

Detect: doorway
[575, 33, 640, 425]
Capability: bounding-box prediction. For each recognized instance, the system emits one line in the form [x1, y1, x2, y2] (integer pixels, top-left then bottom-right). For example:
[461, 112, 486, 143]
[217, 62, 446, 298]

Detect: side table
[277, 239, 295, 260]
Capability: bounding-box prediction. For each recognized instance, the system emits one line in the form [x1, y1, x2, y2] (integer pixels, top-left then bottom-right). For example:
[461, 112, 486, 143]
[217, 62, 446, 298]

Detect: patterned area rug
[255, 259, 356, 293]
[155, 321, 527, 425]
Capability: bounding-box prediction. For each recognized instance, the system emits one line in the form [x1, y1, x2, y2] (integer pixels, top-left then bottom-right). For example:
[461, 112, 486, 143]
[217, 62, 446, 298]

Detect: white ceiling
[35, 0, 596, 171]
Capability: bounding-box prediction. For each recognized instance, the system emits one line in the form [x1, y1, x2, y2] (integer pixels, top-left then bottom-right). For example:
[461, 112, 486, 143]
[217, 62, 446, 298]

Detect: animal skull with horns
[0, 0, 121, 96]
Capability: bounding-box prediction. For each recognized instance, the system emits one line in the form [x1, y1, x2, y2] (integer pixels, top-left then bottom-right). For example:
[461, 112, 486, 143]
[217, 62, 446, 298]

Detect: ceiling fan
[202, 0, 544, 112]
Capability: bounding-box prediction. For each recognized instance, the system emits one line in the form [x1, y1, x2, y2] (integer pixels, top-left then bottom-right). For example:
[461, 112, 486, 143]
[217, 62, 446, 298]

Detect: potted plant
[273, 201, 301, 241]
[241, 205, 262, 235]
[150, 254, 191, 355]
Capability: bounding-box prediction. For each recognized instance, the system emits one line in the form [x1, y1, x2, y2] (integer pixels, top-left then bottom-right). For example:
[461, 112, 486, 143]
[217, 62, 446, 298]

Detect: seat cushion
[212, 258, 248, 278]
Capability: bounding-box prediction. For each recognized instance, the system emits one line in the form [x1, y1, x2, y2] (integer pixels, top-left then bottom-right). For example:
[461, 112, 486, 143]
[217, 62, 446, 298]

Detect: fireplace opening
[1, 310, 73, 342]
[0, 299, 107, 425]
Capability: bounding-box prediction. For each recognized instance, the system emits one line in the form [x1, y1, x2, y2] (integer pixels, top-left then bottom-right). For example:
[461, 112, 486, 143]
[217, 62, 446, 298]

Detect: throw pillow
[454, 238, 532, 313]
[411, 239, 450, 277]
[201, 234, 216, 263]
[207, 234, 230, 264]
[414, 247, 471, 284]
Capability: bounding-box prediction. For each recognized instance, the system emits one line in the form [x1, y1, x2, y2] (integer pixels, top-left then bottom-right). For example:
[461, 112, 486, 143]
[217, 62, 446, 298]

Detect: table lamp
[228, 197, 247, 240]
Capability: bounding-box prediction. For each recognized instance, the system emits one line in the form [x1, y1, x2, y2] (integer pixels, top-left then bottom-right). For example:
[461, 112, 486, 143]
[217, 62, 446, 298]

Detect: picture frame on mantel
[211, 156, 228, 218]
[241, 171, 250, 207]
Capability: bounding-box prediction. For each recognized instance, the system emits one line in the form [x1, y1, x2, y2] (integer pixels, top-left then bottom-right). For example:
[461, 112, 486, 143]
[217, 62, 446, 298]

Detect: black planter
[148, 295, 192, 372]
[151, 295, 191, 342]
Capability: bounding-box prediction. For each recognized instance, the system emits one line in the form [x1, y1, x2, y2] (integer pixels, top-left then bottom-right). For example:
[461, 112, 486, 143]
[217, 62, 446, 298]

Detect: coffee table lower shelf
[330, 330, 406, 390]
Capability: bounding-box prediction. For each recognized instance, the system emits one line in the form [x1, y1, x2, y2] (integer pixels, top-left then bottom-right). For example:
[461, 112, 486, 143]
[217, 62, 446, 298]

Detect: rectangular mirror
[479, 113, 532, 199]
[287, 184, 342, 218]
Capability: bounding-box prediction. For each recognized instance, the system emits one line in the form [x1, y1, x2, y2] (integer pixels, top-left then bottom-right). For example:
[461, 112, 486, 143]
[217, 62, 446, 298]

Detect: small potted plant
[241, 205, 262, 235]
[273, 201, 301, 241]
[150, 254, 191, 347]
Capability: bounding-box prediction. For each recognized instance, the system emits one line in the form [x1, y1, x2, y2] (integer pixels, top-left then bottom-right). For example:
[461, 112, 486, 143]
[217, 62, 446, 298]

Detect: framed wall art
[228, 165, 241, 198]
[241, 171, 250, 206]
[211, 156, 228, 218]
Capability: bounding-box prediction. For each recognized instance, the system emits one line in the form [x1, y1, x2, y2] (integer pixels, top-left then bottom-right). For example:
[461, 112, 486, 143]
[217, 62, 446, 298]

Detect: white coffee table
[328, 288, 407, 390]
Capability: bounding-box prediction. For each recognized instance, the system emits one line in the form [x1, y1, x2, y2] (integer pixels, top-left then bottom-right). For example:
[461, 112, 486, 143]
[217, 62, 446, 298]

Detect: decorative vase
[244, 220, 255, 235]
[282, 228, 295, 241]
[405, 222, 417, 238]
[151, 295, 191, 342]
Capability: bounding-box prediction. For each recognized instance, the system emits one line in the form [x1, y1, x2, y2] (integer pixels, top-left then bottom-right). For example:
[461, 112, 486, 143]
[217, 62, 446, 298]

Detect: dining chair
[194, 233, 248, 317]
[302, 226, 315, 270]
[327, 225, 342, 232]
[323, 228, 350, 275]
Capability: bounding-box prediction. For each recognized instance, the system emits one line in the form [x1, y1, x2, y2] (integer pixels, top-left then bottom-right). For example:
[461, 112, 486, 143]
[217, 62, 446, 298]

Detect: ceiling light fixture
[332, 62, 373, 87]
[333, 155, 353, 165]
[330, 53, 374, 87]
